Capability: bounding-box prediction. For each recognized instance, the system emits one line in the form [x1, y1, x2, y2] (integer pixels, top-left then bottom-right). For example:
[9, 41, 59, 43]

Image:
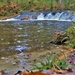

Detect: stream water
[0, 20, 71, 53]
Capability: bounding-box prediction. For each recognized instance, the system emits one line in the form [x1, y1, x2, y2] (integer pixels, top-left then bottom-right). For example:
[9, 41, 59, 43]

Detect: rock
[21, 15, 30, 20]
[11, 61, 16, 65]
[1, 57, 5, 60]
[19, 60, 26, 66]
[18, 52, 24, 56]
[66, 50, 75, 64]
[0, 70, 9, 75]
[32, 13, 38, 19]
[25, 56, 29, 59]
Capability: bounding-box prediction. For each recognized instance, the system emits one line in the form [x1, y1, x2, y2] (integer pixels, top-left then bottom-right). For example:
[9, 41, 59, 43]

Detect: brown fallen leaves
[15, 68, 75, 75]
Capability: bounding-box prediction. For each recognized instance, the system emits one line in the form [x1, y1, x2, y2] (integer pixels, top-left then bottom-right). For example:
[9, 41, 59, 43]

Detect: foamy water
[0, 10, 75, 22]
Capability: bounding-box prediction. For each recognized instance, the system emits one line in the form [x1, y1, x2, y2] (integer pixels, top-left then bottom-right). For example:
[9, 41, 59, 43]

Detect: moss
[63, 24, 75, 48]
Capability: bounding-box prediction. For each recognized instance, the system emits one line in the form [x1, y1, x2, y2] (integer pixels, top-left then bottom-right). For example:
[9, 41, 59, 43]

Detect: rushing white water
[37, 13, 45, 20]
[0, 18, 20, 22]
[0, 11, 75, 22]
[45, 12, 64, 20]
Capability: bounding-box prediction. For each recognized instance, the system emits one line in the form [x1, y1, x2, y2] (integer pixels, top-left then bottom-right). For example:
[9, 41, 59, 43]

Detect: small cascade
[45, 13, 52, 19]
[36, 11, 73, 21]
[37, 13, 45, 20]
[0, 10, 75, 22]
[45, 12, 61, 20]
[5, 18, 20, 21]
[59, 12, 72, 21]
[57, 12, 65, 20]
[71, 15, 75, 22]
[51, 12, 61, 20]
[0, 18, 20, 22]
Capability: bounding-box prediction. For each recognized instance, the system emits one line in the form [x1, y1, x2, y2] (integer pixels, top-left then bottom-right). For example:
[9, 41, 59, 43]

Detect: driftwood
[50, 32, 69, 45]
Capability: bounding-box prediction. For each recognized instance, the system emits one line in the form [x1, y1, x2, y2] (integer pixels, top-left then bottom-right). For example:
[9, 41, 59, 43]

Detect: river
[0, 11, 73, 75]
[0, 20, 71, 53]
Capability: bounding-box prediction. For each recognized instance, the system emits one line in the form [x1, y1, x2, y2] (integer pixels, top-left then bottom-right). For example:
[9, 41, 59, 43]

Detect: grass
[32, 53, 68, 70]
[64, 24, 75, 48]
[0, 0, 75, 17]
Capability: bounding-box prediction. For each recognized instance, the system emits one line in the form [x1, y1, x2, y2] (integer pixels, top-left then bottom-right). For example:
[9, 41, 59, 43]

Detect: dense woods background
[0, 0, 75, 16]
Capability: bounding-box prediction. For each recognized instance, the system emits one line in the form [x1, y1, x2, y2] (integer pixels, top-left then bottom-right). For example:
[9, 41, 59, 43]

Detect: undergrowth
[0, 0, 75, 17]
[64, 24, 75, 48]
[32, 53, 67, 70]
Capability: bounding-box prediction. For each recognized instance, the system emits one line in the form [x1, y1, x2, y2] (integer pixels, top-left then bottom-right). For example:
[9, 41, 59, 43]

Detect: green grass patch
[32, 53, 68, 70]
[64, 24, 75, 48]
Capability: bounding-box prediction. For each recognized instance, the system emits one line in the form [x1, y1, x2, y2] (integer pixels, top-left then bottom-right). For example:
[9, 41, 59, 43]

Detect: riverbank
[0, 12, 75, 75]
[0, 0, 75, 19]
[0, 14, 18, 20]
[0, 45, 72, 75]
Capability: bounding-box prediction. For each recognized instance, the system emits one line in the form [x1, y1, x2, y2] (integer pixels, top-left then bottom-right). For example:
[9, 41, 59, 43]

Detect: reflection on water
[0, 21, 71, 52]
[15, 44, 28, 52]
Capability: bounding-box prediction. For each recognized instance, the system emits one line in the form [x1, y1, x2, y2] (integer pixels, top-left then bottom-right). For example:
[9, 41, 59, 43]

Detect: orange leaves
[15, 68, 75, 75]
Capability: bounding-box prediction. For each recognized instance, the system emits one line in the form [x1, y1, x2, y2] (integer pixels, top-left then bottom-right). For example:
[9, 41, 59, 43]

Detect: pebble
[25, 56, 29, 59]
[19, 60, 26, 66]
[11, 61, 16, 65]
[1, 39, 4, 41]
[56, 46, 59, 48]
[1, 57, 5, 60]
[18, 52, 24, 56]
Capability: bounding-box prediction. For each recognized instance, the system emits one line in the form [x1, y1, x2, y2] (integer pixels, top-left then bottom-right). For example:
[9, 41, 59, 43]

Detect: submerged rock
[0, 70, 9, 75]
[21, 15, 30, 20]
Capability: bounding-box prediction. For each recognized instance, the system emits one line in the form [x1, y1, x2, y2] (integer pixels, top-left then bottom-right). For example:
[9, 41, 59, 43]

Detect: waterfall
[0, 10, 75, 22]
[37, 13, 45, 20]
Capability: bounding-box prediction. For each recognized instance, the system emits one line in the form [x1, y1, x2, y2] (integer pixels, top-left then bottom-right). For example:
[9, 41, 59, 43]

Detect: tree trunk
[59, 0, 62, 9]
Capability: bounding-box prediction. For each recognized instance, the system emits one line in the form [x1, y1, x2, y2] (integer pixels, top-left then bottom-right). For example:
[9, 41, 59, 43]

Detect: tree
[59, 0, 62, 7]
[50, 0, 53, 11]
